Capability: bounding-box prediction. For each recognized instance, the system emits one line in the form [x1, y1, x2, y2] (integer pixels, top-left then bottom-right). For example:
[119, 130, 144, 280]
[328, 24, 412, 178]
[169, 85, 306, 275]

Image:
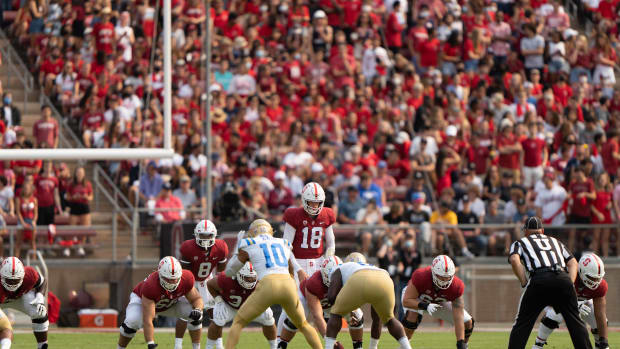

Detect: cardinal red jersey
[575, 278, 608, 300]
[301, 271, 330, 309]
[179, 239, 229, 282]
[132, 270, 194, 312]
[0, 266, 42, 304]
[215, 272, 254, 309]
[410, 266, 464, 303]
[283, 207, 336, 259]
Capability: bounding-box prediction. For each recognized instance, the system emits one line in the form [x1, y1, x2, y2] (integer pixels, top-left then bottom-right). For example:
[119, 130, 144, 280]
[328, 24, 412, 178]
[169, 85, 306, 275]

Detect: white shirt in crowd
[228, 74, 256, 96]
[534, 182, 567, 225]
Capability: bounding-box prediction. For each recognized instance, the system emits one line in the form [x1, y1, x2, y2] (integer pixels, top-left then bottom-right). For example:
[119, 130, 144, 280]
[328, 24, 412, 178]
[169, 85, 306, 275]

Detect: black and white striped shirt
[509, 234, 573, 272]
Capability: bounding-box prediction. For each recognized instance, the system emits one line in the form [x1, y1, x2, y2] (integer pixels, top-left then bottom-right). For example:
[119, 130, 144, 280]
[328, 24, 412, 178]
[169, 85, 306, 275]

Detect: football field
[8, 330, 620, 348]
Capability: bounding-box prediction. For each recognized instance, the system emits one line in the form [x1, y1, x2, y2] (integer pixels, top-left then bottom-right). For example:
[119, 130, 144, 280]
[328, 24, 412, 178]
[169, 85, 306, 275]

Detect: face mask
[256, 50, 265, 58]
[405, 240, 414, 248]
[420, 11, 430, 18]
[260, 4, 268, 11]
[579, 77, 588, 85]
[245, 62, 252, 69]
[3, 97, 11, 105]
[294, 53, 301, 60]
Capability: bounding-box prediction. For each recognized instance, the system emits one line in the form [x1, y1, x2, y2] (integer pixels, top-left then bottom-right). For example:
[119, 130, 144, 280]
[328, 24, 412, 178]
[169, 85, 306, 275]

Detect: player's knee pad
[541, 316, 560, 330]
[283, 317, 298, 332]
[465, 318, 474, 340]
[348, 317, 363, 330]
[402, 312, 422, 330]
[0, 316, 12, 331]
[31, 316, 49, 332]
[120, 322, 138, 338]
[187, 320, 202, 331]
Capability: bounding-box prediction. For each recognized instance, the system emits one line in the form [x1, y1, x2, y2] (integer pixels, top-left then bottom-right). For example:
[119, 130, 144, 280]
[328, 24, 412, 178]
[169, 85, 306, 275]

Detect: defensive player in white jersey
[324, 253, 412, 349]
[224, 219, 322, 349]
[533, 253, 609, 349]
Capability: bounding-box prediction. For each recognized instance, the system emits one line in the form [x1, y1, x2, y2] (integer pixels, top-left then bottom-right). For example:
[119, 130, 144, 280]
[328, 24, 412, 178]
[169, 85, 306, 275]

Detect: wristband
[418, 302, 429, 310]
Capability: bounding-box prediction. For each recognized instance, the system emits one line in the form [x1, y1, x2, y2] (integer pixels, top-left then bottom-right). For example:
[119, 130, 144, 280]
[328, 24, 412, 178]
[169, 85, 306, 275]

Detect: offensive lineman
[401, 255, 474, 349]
[324, 252, 412, 349]
[0, 257, 48, 349]
[206, 263, 278, 349]
[278, 256, 364, 349]
[224, 219, 322, 349]
[117, 257, 204, 349]
[533, 253, 609, 349]
[176, 220, 228, 349]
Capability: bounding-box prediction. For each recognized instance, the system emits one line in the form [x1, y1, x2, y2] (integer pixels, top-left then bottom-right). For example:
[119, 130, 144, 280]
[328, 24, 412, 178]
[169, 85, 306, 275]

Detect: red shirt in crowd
[466, 145, 490, 175]
[67, 181, 93, 205]
[569, 179, 595, 218]
[602, 137, 619, 175]
[34, 175, 58, 208]
[11, 160, 42, 186]
[385, 12, 403, 48]
[40, 57, 64, 76]
[418, 37, 441, 67]
[497, 133, 520, 169]
[597, 0, 619, 19]
[33, 118, 59, 148]
[521, 137, 546, 167]
[155, 194, 183, 223]
[93, 21, 115, 54]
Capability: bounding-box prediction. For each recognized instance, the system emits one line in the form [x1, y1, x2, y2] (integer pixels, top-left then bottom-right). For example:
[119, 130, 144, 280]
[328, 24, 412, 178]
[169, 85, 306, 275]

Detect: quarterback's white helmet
[431, 255, 456, 290]
[302, 182, 325, 216]
[237, 262, 258, 290]
[321, 255, 343, 286]
[579, 253, 605, 290]
[344, 252, 366, 264]
[0, 257, 25, 292]
[194, 219, 217, 249]
[158, 256, 183, 292]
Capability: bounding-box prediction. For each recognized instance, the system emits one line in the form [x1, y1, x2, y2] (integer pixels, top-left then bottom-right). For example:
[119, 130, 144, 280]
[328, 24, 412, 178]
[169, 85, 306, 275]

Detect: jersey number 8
[301, 227, 323, 249]
[197, 262, 213, 278]
[259, 243, 288, 268]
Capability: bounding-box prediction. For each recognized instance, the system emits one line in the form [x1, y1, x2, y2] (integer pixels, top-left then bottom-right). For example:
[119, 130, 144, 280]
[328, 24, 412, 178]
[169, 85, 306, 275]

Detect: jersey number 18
[300, 227, 323, 249]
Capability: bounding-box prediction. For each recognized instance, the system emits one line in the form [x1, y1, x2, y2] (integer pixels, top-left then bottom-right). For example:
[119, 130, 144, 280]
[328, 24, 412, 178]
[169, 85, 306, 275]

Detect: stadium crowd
[1, 0, 620, 261]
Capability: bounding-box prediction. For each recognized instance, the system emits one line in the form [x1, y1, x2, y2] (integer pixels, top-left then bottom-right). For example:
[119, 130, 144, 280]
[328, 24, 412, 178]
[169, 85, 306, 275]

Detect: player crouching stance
[533, 253, 609, 349]
[205, 262, 277, 349]
[224, 219, 322, 349]
[0, 257, 48, 349]
[324, 252, 412, 349]
[278, 256, 364, 349]
[401, 255, 474, 349]
[118, 257, 204, 349]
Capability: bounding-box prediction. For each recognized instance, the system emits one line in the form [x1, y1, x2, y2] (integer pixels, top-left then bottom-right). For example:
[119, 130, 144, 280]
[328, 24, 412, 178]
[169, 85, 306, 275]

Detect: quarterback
[0, 257, 48, 349]
[324, 253, 412, 349]
[175, 220, 228, 349]
[278, 256, 364, 349]
[533, 253, 609, 349]
[401, 255, 474, 349]
[206, 263, 277, 349]
[117, 257, 204, 349]
[224, 219, 322, 349]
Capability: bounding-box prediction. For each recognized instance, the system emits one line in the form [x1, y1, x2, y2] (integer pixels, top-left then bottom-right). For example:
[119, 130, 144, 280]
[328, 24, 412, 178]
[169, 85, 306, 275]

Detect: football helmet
[302, 182, 325, 216]
[194, 219, 217, 249]
[158, 256, 183, 292]
[431, 255, 456, 289]
[578, 253, 605, 290]
[237, 262, 258, 290]
[0, 257, 25, 292]
[321, 256, 343, 286]
[344, 252, 366, 264]
[246, 219, 273, 238]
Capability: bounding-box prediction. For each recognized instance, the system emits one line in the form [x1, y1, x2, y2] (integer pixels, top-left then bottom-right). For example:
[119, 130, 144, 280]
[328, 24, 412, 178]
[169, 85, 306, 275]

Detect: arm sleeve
[324, 225, 335, 257]
[283, 222, 296, 243]
[225, 254, 245, 277]
[290, 254, 303, 273]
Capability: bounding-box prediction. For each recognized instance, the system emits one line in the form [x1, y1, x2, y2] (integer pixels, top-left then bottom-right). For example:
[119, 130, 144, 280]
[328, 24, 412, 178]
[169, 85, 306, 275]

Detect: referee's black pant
[508, 271, 592, 349]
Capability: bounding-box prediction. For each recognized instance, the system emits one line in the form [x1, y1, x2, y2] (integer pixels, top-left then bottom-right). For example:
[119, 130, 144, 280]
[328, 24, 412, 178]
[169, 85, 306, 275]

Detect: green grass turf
[8, 330, 620, 349]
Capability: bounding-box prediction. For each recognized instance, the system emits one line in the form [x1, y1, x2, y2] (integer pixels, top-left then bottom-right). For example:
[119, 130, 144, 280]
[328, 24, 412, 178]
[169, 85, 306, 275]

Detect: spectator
[374, 160, 399, 201]
[397, 233, 421, 296]
[376, 236, 401, 287]
[601, 129, 620, 177]
[534, 170, 567, 225]
[66, 166, 93, 256]
[430, 199, 474, 258]
[93, 7, 115, 56]
[0, 175, 14, 255]
[34, 161, 62, 227]
[33, 105, 59, 148]
[115, 11, 135, 63]
[383, 201, 406, 225]
[591, 172, 612, 255]
[172, 175, 198, 214]
[0, 92, 20, 128]
[54, 61, 80, 116]
[15, 181, 37, 258]
[139, 161, 164, 204]
[497, 119, 522, 182]
[521, 122, 547, 188]
[458, 195, 486, 256]
[567, 166, 596, 251]
[484, 199, 511, 255]
[337, 186, 364, 224]
[520, 23, 545, 77]
[155, 182, 184, 223]
[267, 171, 293, 215]
[11, 141, 42, 190]
[358, 171, 384, 207]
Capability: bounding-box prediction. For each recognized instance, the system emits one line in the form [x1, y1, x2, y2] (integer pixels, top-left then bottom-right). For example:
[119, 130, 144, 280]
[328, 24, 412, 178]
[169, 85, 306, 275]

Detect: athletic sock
[325, 337, 336, 349]
[369, 337, 379, 349]
[206, 338, 217, 349]
[174, 338, 183, 349]
[269, 339, 277, 349]
[192, 343, 200, 349]
[1, 339, 11, 349]
[398, 336, 412, 349]
[117, 346, 125, 349]
[353, 340, 363, 349]
[277, 339, 289, 349]
[215, 337, 224, 349]
[536, 323, 553, 345]
[37, 341, 48, 349]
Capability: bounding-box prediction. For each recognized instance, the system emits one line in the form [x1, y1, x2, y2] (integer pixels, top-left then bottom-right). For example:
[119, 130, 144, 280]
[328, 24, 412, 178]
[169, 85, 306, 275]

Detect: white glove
[30, 293, 47, 318]
[205, 295, 223, 309]
[234, 230, 246, 253]
[578, 302, 591, 320]
[426, 303, 442, 316]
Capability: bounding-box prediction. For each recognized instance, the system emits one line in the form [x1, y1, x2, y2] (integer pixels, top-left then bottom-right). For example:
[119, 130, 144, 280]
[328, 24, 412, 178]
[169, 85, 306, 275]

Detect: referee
[507, 216, 592, 349]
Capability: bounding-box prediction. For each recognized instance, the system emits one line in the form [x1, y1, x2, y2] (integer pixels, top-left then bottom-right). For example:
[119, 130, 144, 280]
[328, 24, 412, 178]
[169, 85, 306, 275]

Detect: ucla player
[224, 219, 322, 349]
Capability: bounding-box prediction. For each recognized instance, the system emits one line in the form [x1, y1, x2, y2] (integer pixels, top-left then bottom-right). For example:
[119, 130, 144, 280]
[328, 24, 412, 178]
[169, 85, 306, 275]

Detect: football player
[117, 257, 204, 349]
[324, 252, 412, 349]
[0, 257, 48, 349]
[224, 219, 322, 349]
[401, 255, 474, 349]
[278, 256, 364, 349]
[175, 220, 228, 349]
[206, 263, 277, 349]
[532, 253, 609, 349]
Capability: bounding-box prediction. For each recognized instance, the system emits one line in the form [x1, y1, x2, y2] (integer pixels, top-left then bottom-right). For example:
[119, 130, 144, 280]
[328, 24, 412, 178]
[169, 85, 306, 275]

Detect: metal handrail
[0, 28, 34, 114]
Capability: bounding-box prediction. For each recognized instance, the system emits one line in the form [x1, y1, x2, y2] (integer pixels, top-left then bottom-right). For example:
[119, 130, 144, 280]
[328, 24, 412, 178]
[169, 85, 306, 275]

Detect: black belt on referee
[530, 266, 566, 274]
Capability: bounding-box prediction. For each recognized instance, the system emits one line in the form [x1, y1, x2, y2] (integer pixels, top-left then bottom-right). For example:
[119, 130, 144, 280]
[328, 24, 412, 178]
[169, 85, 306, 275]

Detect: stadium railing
[0, 27, 33, 113]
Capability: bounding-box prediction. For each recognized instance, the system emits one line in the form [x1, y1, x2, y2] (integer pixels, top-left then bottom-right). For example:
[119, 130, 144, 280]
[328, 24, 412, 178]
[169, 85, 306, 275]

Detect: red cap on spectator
[342, 163, 354, 176]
